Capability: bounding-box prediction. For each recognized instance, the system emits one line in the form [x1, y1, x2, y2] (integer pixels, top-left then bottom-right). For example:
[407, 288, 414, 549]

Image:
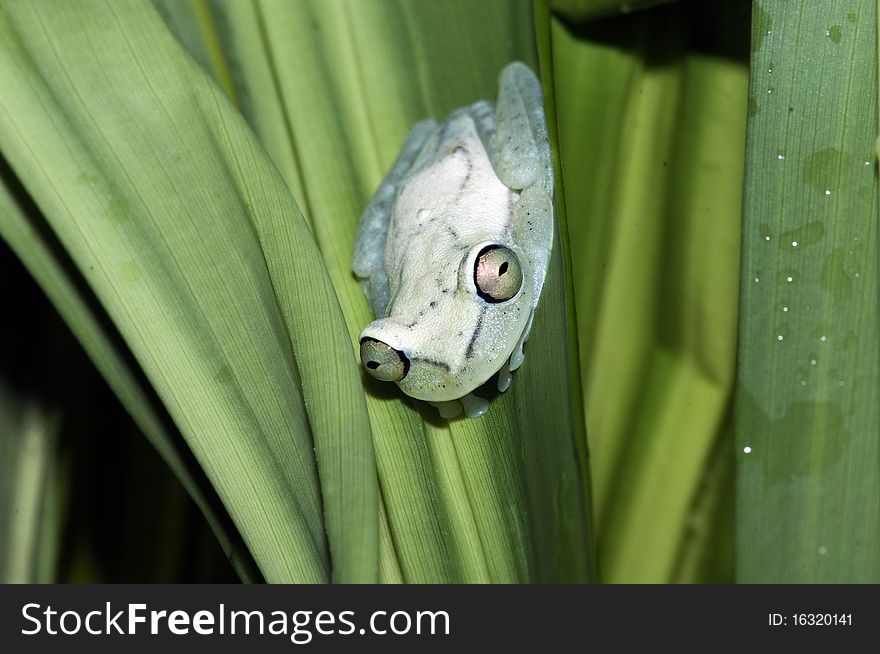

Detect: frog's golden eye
[474, 245, 523, 302]
[360, 337, 409, 382]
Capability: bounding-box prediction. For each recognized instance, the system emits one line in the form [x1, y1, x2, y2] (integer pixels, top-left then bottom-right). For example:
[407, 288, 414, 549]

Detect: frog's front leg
[493, 63, 553, 303]
[353, 119, 437, 317]
[493, 61, 552, 194]
[494, 62, 555, 393]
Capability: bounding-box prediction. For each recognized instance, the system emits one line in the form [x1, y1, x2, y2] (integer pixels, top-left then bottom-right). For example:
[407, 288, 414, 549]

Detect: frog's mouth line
[464, 308, 486, 360]
[409, 356, 452, 375]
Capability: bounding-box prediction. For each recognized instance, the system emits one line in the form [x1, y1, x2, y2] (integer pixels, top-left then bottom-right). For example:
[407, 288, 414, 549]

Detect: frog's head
[358, 241, 534, 402]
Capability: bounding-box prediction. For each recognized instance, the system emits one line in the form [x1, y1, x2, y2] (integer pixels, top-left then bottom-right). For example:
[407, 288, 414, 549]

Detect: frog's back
[384, 112, 519, 317]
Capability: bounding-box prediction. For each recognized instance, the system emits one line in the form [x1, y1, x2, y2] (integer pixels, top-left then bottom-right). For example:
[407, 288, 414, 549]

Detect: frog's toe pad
[431, 400, 463, 419]
[497, 362, 512, 392]
[509, 342, 526, 371]
[461, 393, 489, 418]
[430, 394, 489, 419]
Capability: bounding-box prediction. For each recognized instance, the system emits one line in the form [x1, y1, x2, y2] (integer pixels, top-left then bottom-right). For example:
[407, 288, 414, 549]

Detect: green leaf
[1, 0, 596, 583]
[1, 150, 260, 583]
[544, 1, 746, 582]
[735, 0, 880, 582]
[0, 0, 376, 583]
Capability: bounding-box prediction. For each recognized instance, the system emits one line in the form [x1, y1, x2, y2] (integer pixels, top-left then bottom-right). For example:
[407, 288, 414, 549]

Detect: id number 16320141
[769, 613, 853, 627]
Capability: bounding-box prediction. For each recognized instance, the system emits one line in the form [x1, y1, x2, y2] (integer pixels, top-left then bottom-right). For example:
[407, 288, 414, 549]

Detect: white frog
[352, 61, 553, 419]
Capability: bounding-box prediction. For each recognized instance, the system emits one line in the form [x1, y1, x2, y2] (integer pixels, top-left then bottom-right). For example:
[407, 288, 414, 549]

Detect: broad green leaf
[0, 0, 376, 583]
[545, 1, 746, 581]
[735, 0, 880, 582]
[1, 154, 260, 583]
[162, 0, 593, 581]
[151, 0, 237, 100]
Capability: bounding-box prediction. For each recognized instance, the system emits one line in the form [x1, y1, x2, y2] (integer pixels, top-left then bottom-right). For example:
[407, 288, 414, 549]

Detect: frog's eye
[360, 337, 410, 382]
[474, 245, 523, 302]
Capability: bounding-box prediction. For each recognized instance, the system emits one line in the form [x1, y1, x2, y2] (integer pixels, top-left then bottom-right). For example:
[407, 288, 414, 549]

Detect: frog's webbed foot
[430, 393, 489, 420]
